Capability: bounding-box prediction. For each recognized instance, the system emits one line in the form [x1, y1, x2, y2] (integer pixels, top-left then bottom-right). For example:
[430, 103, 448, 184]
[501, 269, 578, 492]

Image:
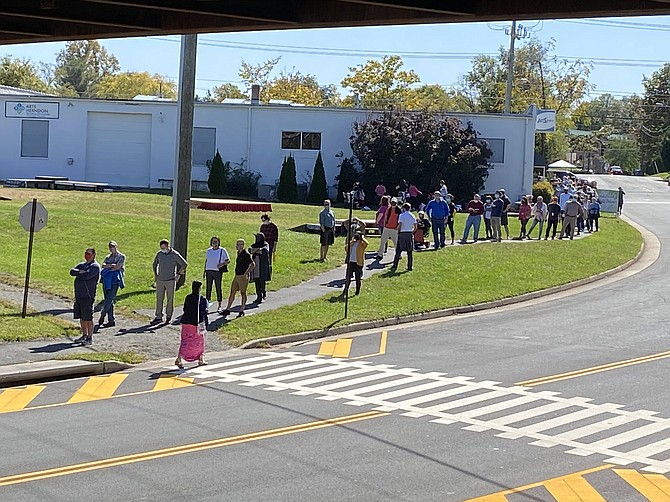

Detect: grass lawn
[55, 351, 147, 364]
[653, 172, 669, 180]
[220, 215, 642, 346]
[0, 187, 367, 314]
[0, 299, 79, 342]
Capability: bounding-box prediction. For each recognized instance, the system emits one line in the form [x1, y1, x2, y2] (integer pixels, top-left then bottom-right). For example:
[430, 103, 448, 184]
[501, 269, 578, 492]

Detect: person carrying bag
[203, 236, 230, 312]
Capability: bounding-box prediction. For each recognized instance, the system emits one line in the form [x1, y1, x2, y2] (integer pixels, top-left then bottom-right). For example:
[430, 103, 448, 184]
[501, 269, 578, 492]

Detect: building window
[301, 132, 321, 150]
[21, 120, 49, 158]
[192, 127, 216, 166]
[281, 131, 301, 149]
[281, 131, 322, 150]
[480, 138, 505, 164]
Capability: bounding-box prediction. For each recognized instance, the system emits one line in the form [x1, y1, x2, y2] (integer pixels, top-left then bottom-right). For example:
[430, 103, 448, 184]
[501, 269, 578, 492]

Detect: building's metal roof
[0, 85, 53, 97]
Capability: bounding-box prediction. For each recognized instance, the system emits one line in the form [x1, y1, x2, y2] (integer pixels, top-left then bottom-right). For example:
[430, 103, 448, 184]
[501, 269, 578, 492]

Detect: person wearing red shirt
[517, 196, 532, 239]
[460, 194, 485, 244]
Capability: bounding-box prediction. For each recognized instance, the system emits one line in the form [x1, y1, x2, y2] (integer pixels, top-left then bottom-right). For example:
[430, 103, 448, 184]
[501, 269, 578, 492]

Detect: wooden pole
[171, 34, 198, 274]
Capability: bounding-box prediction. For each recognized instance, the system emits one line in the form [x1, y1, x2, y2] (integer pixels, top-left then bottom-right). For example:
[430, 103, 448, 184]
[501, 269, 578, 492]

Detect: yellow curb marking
[615, 469, 670, 500]
[515, 350, 670, 387]
[350, 330, 388, 360]
[67, 373, 128, 403]
[0, 385, 45, 412]
[0, 410, 387, 487]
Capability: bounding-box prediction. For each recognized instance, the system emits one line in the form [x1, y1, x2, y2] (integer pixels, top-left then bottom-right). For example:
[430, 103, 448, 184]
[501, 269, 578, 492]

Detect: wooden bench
[54, 180, 109, 192]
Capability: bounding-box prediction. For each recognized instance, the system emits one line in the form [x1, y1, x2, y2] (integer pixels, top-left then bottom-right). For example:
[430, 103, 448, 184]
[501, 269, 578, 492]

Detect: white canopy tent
[548, 160, 576, 168]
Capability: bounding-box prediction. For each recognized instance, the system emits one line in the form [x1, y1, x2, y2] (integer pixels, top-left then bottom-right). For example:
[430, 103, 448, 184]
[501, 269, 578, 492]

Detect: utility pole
[503, 21, 530, 114]
[171, 34, 197, 271]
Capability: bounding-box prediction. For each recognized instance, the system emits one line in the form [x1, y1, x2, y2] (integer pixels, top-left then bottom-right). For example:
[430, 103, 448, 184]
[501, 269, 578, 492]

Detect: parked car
[609, 166, 624, 175]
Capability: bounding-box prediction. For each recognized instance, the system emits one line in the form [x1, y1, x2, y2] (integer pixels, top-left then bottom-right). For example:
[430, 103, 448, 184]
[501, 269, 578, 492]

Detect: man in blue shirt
[425, 191, 450, 248]
[70, 248, 101, 345]
[319, 199, 336, 262]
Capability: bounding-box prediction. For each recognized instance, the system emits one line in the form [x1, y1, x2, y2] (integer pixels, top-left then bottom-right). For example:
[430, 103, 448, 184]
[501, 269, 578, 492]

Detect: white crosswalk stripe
[186, 352, 670, 473]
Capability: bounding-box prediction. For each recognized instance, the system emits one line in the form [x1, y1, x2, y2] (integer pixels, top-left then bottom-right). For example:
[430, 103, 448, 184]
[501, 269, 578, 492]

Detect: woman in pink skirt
[175, 281, 208, 369]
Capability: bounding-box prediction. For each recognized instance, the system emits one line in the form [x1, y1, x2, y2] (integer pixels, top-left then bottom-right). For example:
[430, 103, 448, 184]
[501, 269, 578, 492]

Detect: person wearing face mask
[460, 193, 485, 244]
[249, 233, 271, 303]
[425, 191, 449, 249]
[152, 239, 187, 324]
[490, 192, 504, 242]
[390, 202, 417, 272]
[98, 241, 125, 328]
[70, 248, 101, 346]
[221, 239, 256, 318]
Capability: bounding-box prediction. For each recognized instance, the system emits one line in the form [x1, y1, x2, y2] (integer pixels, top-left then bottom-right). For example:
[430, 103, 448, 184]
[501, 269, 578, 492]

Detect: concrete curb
[241, 233, 646, 349]
[0, 359, 132, 387]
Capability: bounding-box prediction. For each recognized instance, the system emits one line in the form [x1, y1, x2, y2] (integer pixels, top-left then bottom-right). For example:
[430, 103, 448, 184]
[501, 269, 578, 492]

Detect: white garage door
[85, 112, 152, 187]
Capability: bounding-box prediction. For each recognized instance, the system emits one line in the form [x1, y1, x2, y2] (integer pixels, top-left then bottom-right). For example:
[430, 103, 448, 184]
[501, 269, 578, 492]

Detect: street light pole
[343, 182, 358, 319]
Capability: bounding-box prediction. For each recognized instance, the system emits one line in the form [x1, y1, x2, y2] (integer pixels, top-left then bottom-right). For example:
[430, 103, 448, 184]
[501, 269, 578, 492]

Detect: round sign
[19, 201, 48, 232]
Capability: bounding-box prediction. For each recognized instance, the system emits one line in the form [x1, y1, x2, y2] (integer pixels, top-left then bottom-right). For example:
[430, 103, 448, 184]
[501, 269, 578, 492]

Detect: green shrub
[335, 156, 358, 203]
[227, 159, 261, 197]
[277, 155, 298, 202]
[307, 152, 328, 204]
[207, 150, 227, 195]
[532, 180, 554, 202]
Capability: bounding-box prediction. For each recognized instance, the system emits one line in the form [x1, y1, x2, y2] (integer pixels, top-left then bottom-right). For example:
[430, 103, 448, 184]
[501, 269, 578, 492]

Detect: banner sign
[598, 189, 619, 213]
[5, 101, 60, 119]
[536, 109, 556, 133]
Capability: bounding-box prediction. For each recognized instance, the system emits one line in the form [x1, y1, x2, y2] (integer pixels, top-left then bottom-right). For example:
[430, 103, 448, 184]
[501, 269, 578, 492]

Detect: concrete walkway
[0, 252, 393, 365]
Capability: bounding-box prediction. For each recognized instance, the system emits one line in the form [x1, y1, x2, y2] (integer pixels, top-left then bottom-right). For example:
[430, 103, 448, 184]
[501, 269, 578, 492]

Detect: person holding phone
[203, 236, 230, 313]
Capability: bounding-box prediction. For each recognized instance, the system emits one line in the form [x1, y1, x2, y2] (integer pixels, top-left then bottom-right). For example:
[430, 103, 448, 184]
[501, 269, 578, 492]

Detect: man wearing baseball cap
[98, 240, 126, 328]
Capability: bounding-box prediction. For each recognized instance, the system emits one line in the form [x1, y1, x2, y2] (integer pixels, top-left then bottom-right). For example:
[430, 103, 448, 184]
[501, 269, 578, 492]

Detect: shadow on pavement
[29, 342, 76, 353]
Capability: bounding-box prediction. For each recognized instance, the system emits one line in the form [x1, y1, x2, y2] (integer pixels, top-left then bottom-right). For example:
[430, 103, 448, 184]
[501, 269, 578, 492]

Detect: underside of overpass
[2, 0, 670, 45]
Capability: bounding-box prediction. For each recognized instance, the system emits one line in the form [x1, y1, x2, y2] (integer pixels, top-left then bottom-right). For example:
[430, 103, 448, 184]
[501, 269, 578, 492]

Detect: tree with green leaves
[277, 155, 298, 202]
[0, 56, 50, 93]
[95, 72, 176, 99]
[341, 55, 419, 109]
[335, 156, 359, 203]
[211, 83, 245, 102]
[307, 152, 328, 203]
[350, 111, 492, 200]
[637, 63, 670, 170]
[207, 150, 227, 195]
[55, 40, 120, 97]
[238, 57, 280, 92]
[604, 138, 640, 172]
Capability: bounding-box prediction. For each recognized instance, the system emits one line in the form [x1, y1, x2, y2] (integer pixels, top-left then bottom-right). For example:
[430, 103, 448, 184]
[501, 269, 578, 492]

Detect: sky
[3, 16, 670, 99]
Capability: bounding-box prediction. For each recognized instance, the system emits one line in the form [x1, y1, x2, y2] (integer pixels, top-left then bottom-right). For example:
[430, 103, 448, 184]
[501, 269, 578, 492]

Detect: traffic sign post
[19, 199, 48, 318]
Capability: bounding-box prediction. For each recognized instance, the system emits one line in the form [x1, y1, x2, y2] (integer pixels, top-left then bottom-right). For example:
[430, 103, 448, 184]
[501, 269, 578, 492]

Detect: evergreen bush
[277, 155, 298, 202]
[532, 180, 554, 202]
[307, 152, 328, 203]
[207, 150, 227, 195]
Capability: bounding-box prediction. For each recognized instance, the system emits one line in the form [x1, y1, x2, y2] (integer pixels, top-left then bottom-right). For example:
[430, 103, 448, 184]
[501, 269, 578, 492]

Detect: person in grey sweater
[152, 239, 187, 324]
[70, 247, 101, 345]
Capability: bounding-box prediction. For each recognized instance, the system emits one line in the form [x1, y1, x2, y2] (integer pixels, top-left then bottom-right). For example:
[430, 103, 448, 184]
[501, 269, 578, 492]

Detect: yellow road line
[0, 410, 388, 487]
[67, 374, 128, 403]
[462, 465, 612, 501]
[515, 350, 670, 387]
[151, 376, 194, 391]
[545, 474, 606, 501]
[615, 469, 670, 500]
[350, 331, 388, 360]
[318, 341, 337, 356]
[332, 338, 352, 358]
[0, 386, 45, 412]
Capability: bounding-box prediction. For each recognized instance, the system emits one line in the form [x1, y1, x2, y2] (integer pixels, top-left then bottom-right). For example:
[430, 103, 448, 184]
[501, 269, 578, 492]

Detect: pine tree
[207, 150, 227, 195]
[277, 154, 298, 202]
[307, 152, 328, 203]
[335, 157, 358, 202]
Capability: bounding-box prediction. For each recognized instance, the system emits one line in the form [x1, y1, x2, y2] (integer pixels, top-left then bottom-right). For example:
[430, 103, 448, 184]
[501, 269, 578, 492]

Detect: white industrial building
[0, 91, 539, 199]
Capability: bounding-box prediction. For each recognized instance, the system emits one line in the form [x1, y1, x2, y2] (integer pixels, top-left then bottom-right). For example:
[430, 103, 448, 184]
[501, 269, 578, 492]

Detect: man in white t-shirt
[391, 203, 417, 272]
[203, 236, 230, 312]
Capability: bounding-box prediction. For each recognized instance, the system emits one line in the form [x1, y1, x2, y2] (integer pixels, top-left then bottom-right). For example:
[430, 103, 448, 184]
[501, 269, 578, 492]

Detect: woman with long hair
[175, 281, 208, 369]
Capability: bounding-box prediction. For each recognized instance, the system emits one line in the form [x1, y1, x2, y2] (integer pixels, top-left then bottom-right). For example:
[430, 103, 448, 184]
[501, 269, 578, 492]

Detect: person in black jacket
[70, 247, 101, 346]
[175, 281, 208, 369]
[249, 233, 271, 303]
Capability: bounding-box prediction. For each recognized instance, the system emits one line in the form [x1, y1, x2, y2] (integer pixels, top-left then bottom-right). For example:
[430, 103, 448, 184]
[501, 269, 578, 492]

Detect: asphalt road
[1, 175, 669, 501]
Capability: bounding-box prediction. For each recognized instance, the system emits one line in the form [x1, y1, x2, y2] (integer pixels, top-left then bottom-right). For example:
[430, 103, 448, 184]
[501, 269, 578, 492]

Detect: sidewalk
[0, 252, 392, 366]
